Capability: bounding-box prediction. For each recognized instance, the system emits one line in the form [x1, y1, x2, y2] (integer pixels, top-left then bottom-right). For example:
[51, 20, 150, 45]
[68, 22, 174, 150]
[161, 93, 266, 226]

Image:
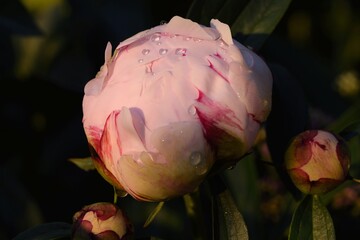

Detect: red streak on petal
[294, 130, 317, 166]
[207, 59, 229, 82]
[93, 205, 117, 221]
[213, 52, 223, 60]
[79, 220, 93, 232]
[249, 113, 261, 124]
[196, 90, 243, 141]
[311, 140, 327, 150]
[86, 126, 103, 151]
[335, 137, 350, 176]
[100, 110, 122, 160]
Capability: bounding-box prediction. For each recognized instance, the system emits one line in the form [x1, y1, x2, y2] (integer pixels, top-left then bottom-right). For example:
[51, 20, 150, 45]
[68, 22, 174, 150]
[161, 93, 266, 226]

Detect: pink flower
[82, 16, 273, 201]
[72, 202, 133, 240]
[285, 130, 351, 194]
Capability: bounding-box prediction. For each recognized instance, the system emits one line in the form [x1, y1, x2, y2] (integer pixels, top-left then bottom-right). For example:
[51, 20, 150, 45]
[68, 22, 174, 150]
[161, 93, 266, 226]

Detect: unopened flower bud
[285, 130, 350, 194]
[82, 16, 273, 201]
[72, 202, 133, 240]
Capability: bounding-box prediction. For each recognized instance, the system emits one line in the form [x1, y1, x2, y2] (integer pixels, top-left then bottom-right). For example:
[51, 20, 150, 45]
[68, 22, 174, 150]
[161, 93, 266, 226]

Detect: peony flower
[82, 16, 273, 201]
[285, 130, 351, 195]
[72, 202, 133, 240]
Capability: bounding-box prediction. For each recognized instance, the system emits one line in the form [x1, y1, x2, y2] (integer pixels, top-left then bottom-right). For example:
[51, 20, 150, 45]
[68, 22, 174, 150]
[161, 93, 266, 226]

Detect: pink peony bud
[82, 16, 273, 201]
[285, 130, 351, 195]
[72, 202, 133, 240]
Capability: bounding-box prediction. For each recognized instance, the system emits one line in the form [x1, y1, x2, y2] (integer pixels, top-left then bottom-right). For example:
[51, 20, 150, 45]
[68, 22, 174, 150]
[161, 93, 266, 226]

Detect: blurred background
[1, 0, 359, 239]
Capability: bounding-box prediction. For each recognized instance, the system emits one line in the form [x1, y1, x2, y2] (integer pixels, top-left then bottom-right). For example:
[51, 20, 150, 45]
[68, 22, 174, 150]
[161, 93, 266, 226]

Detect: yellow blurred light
[335, 70, 360, 97]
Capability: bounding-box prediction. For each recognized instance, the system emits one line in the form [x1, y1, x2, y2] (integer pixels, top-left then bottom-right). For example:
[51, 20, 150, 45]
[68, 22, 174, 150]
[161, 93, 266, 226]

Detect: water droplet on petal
[159, 48, 168, 55]
[184, 37, 191, 41]
[190, 152, 202, 166]
[175, 48, 187, 56]
[188, 105, 196, 115]
[142, 49, 150, 55]
[193, 38, 202, 43]
[156, 42, 162, 46]
[138, 59, 144, 63]
[189, 152, 208, 175]
[151, 33, 161, 42]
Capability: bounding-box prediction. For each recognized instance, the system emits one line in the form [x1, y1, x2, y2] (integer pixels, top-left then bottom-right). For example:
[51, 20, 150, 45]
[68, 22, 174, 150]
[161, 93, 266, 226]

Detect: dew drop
[188, 105, 196, 115]
[190, 152, 202, 166]
[193, 38, 202, 43]
[142, 49, 150, 55]
[184, 37, 191, 41]
[159, 48, 168, 55]
[151, 33, 161, 42]
[138, 59, 144, 63]
[189, 152, 208, 175]
[175, 48, 187, 56]
[156, 42, 162, 46]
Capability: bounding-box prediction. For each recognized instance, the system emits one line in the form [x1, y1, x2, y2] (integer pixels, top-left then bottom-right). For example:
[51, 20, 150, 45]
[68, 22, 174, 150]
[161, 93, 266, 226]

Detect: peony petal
[104, 42, 112, 62]
[210, 19, 233, 45]
[164, 16, 218, 40]
[117, 107, 146, 155]
[117, 122, 214, 201]
[84, 75, 105, 96]
[195, 91, 248, 160]
[84, 43, 113, 96]
[100, 111, 122, 168]
[228, 45, 272, 122]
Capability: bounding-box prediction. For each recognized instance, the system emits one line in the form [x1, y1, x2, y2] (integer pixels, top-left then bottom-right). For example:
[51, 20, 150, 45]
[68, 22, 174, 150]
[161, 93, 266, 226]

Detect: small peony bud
[72, 202, 133, 240]
[285, 130, 351, 195]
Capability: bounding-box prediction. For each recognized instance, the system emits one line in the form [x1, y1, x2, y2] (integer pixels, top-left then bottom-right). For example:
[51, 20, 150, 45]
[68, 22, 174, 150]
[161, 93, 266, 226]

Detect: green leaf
[312, 195, 336, 240]
[288, 195, 335, 240]
[288, 195, 313, 240]
[338, 120, 360, 141]
[216, 189, 249, 240]
[222, 154, 261, 238]
[68, 157, 96, 171]
[231, 0, 292, 50]
[143, 201, 165, 228]
[13, 222, 72, 240]
[214, 0, 250, 25]
[183, 192, 209, 239]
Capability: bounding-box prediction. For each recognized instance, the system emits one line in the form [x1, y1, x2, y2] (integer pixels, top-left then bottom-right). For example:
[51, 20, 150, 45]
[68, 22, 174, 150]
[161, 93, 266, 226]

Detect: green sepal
[143, 201, 165, 228]
[68, 157, 96, 171]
